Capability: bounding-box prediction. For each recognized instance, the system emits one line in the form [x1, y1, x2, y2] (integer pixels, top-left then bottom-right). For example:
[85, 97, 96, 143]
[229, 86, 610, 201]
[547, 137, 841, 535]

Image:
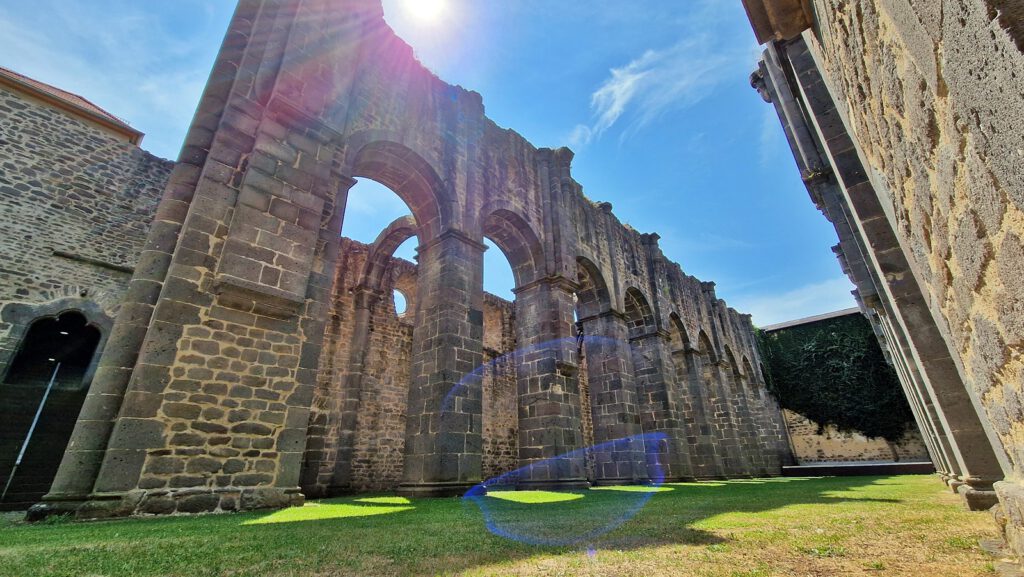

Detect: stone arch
[668, 313, 692, 351]
[481, 206, 544, 289]
[667, 314, 723, 478]
[742, 357, 761, 395]
[697, 330, 718, 365]
[0, 298, 113, 387]
[345, 138, 450, 240]
[0, 305, 107, 509]
[723, 346, 741, 393]
[623, 288, 656, 340]
[360, 215, 419, 293]
[575, 256, 611, 320]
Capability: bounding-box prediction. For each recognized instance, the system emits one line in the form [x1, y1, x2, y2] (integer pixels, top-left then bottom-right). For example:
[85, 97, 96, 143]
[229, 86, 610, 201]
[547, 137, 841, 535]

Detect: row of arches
[299, 138, 787, 493]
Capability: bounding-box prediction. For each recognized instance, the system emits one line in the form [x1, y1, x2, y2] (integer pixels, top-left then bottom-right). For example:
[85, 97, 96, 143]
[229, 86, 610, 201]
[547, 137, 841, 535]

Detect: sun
[404, 0, 448, 24]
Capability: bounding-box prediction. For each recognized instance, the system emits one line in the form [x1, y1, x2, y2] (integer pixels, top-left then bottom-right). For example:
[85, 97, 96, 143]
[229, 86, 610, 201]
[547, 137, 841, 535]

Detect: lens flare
[404, 0, 448, 24]
[449, 336, 669, 546]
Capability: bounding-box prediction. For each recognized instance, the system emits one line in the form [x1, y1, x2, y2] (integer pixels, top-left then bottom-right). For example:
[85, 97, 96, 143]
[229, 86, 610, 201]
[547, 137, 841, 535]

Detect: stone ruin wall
[783, 410, 930, 464]
[0, 83, 173, 377]
[8, 0, 795, 518]
[806, 0, 1024, 478]
[303, 240, 518, 493]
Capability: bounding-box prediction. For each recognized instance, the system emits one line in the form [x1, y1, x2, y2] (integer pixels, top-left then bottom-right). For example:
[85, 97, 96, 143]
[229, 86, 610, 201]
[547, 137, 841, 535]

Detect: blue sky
[0, 0, 856, 325]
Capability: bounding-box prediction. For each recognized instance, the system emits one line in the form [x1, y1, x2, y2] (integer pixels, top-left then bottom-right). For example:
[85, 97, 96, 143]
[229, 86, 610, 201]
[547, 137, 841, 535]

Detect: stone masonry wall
[303, 240, 519, 493]
[0, 84, 173, 375]
[807, 0, 1024, 478]
[39, 0, 793, 517]
[784, 409, 930, 463]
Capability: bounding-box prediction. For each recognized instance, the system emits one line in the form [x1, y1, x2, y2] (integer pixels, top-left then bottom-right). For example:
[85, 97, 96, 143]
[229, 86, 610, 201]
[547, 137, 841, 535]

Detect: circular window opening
[393, 289, 408, 317]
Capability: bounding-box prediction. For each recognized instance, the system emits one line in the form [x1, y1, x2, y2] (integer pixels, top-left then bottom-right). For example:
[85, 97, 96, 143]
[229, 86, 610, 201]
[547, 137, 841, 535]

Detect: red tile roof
[0, 65, 143, 142]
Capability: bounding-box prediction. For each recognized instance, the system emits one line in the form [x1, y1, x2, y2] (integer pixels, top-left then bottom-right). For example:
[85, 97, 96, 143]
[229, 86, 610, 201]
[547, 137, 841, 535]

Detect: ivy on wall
[757, 313, 915, 442]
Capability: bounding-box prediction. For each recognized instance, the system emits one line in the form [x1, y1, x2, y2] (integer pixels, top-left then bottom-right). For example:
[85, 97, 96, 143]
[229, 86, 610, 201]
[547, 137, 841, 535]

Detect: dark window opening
[1, 312, 101, 509]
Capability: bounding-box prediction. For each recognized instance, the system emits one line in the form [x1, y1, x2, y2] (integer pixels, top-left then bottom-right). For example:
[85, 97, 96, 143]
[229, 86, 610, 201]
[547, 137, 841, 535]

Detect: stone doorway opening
[1, 311, 101, 510]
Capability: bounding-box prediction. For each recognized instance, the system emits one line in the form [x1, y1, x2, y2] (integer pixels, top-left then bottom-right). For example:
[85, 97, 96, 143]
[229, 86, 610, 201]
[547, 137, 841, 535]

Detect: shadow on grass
[0, 475, 911, 577]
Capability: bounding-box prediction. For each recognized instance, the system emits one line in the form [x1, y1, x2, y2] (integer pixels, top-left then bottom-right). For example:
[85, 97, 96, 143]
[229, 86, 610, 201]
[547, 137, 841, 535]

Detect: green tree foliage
[757, 313, 914, 442]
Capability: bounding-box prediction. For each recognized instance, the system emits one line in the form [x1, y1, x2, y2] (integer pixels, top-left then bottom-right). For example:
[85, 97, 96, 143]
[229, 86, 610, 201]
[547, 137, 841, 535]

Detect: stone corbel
[211, 275, 306, 319]
[741, 0, 815, 44]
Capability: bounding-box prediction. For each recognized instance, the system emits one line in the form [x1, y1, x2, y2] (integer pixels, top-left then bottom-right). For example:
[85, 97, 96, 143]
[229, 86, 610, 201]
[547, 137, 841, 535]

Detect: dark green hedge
[757, 313, 915, 442]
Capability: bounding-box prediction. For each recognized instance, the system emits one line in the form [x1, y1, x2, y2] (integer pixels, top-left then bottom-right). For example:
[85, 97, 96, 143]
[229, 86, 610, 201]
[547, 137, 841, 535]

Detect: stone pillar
[761, 38, 1007, 510]
[734, 373, 772, 477]
[876, 311, 960, 479]
[326, 285, 382, 493]
[704, 359, 748, 477]
[724, 366, 765, 477]
[511, 277, 588, 490]
[40, 0, 264, 509]
[629, 331, 695, 482]
[578, 311, 648, 486]
[398, 230, 485, 497]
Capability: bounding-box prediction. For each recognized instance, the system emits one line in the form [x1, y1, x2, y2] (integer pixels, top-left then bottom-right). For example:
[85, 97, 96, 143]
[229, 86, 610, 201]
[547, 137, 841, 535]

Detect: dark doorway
[1, 312, 101, 510]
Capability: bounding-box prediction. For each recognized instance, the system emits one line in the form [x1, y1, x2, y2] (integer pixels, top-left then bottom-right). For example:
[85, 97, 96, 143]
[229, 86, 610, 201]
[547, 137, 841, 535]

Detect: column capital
[512, 275, 580, 296]
[351, 285, 384, 309]
[416, 228, 488, 255]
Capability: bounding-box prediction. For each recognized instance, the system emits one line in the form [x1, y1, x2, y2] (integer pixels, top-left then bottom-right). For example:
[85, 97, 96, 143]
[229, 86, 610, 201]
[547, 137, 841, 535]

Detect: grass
[0, 475, 998, 576]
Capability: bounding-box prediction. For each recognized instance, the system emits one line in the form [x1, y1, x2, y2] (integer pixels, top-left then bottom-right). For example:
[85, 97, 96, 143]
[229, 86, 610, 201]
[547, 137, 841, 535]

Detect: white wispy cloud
[566, 2, 755, 148]
[729, 276, 859, 327]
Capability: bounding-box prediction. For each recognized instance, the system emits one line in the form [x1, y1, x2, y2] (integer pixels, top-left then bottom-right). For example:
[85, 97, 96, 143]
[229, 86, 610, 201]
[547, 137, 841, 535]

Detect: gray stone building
[1, 0, 792, 518]
[743, 0, 1024, 558]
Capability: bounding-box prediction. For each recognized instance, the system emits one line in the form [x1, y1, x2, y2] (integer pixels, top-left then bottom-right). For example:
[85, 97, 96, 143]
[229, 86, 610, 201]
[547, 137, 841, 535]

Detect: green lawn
[0, 476, 998, 576]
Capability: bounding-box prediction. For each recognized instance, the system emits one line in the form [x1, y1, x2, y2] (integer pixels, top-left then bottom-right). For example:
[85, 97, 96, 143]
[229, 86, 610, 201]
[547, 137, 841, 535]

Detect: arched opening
[724, 346, 761, 475]
[393, 289, 408, 317]
[326, 174, 424, 492]
[669, 315, 722, 479]
[623, 288, 656, 340]
[1, 311, 101, 510]
[303, 146, 444, 494]
[573, 257, 612, 481]
[480, 209, 542, 481]
[479, 237, 518, 481]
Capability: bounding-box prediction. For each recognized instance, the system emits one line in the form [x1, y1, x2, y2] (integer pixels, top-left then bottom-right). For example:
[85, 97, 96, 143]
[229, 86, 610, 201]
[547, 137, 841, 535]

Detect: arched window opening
[1, 311, 101, 509]
[342, 178, 416, 246]
[5, 311, 101, 387]
[393, 289, 408, 317]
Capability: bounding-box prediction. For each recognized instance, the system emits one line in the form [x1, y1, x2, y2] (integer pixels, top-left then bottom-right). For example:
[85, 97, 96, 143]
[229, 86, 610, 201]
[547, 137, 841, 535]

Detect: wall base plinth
[514, 479, 591, 492]
[396, 482, 475, 498]
[994, 481, 1024, 559]
[26, 487, 304, 521]
[958, 486, 1000, 512]
[590, 477, 652, 487]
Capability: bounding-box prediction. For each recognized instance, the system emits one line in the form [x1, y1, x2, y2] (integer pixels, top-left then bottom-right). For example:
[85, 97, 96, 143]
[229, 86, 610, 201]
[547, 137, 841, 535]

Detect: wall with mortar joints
[303, 240, 519, 492]
[807, 0, 1024, 476]
[784, 409, 931, 463]
[0, 85, 173, 376]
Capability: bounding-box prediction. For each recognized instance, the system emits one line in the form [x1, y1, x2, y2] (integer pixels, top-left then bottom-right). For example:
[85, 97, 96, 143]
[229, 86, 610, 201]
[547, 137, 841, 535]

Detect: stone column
[512, 277, 588, 490]
[876, 311, 960, 479]
[39, 0, 265, 510]
[326, 286, 382, 493]
[398, 230, 485, 497]
[629, 331, 695, 482]
[578, 311, 648, 486]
